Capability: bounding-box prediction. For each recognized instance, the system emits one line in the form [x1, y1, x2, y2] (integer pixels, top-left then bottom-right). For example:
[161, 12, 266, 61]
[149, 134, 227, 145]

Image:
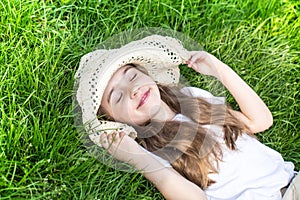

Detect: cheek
[100, 100, 119, 120]
[150, 88, 161, 104]
[110, 103, 132, 120]
[112, 104, 148, 125]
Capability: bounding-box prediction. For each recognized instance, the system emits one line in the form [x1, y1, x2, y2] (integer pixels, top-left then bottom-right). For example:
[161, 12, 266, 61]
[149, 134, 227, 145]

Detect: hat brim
[75, 35, 190, 147]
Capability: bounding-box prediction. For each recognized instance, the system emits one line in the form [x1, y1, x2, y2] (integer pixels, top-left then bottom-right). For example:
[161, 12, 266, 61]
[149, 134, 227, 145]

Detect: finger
[188, 50, 199, 58]
[119, 131, 125, 138]
[107, 133, 113, 143]
[100, 132, 109, 149]
[113, 131, 124, 143]
[186, 60, 192, 67]
[117, 132, 126, 144]
[108, 132, 120, 144]
[112, 132, 117, 142]
[112, 131, 117, 137]
[189, 51, 206, 64]
[100, 132, 107, 142]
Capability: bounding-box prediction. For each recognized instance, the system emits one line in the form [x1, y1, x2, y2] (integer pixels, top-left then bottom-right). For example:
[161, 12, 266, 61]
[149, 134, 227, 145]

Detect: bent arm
[100, 132, 206, 200]
[213, 56, 273, 133]
[132, 150, 207, 200]
[188, 51, 273, 134]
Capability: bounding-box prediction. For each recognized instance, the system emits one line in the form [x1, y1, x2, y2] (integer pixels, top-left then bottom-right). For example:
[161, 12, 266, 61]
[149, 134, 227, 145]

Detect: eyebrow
[123, 65, 134, 74]
[107, 65, 135, 104]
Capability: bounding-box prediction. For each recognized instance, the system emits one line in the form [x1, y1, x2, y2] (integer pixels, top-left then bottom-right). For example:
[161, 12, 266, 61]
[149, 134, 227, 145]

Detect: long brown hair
[133, 84, 250, 189]
[97, 65, 250, 189]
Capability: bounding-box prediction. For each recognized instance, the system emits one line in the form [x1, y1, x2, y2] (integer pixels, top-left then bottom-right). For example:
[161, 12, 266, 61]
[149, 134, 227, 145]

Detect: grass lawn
[1, 0, 299, 199]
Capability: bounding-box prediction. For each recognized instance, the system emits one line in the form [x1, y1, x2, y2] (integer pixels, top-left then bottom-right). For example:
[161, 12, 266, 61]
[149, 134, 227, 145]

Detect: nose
[129, 85, 139, 99]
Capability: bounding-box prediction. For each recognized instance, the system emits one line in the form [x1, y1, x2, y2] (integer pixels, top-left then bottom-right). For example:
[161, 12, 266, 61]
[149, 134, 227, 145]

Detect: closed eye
[130, 73, 137, 81]
[116, 93, 122, 103]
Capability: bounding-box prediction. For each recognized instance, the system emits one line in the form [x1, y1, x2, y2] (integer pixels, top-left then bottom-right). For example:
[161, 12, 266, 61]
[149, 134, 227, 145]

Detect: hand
[186, 51, 220, 78]
[100, 131, 142, 163]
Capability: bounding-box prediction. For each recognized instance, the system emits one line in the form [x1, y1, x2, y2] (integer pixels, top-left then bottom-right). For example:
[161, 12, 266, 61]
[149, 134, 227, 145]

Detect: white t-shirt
[142, 87, 294, 200]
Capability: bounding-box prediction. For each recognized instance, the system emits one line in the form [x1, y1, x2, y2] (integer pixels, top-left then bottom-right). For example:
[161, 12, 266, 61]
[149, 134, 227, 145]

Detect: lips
[137, 89, 150, 109]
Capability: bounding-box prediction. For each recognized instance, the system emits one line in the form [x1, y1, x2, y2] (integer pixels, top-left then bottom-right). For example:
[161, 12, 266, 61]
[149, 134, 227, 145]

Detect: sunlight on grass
[0, 0, 299, 198]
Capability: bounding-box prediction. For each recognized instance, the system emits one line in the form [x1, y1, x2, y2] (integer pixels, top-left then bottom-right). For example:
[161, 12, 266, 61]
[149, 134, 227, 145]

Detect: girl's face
[101, 65, 163, 125]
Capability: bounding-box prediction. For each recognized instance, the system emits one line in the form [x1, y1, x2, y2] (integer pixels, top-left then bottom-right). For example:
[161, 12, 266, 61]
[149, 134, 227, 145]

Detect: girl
[74, 35, 298, 200]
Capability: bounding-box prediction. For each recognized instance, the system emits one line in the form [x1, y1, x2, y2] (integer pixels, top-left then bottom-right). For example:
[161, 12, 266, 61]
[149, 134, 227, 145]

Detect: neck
[151, 100, 176, 122]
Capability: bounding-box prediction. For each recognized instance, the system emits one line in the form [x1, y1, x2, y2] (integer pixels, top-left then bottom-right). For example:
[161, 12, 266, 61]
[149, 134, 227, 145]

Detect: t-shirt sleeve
[180, 87, 225, 105]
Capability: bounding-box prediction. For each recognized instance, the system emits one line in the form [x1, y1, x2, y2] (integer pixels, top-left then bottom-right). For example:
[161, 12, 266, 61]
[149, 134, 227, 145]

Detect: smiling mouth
[137, 89, 150, 109]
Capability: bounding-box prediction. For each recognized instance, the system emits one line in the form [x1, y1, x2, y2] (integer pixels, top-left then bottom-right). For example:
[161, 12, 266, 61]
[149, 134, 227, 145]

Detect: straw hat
[74, 35, 190, 147]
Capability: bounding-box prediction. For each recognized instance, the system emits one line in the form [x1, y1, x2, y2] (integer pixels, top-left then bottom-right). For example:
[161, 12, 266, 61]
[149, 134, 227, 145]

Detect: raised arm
[187, 51, 273, 134]
[100, 132, 207, 200]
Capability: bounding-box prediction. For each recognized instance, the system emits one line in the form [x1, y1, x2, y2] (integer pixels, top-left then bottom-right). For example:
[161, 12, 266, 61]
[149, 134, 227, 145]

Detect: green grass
[0, 0, 299, 199]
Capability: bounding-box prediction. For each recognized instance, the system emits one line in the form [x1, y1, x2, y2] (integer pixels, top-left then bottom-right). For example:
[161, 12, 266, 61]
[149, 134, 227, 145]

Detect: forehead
[103, 65, 134, 92]
[109, 64, 133, 83]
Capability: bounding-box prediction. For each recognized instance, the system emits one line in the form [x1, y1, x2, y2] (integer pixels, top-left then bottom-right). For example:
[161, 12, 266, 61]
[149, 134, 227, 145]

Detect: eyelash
[116, 93, 122, 103]
[130, 73, 137, 81]
[115, 72, 136, 103]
